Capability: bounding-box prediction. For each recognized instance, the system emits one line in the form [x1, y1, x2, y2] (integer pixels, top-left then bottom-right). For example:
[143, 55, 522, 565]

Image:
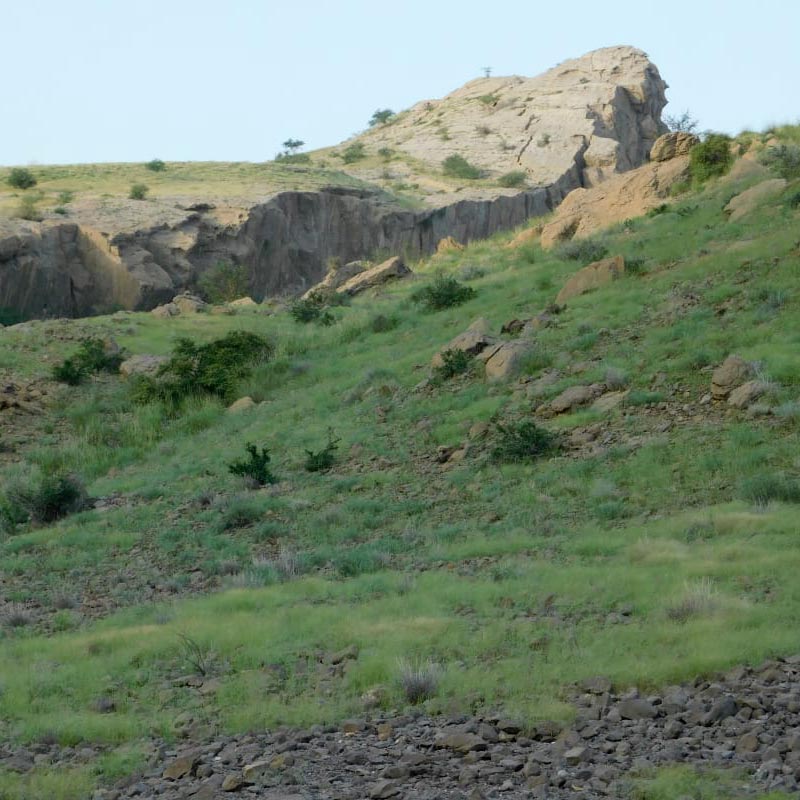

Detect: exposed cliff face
[0, 45, 669, 320]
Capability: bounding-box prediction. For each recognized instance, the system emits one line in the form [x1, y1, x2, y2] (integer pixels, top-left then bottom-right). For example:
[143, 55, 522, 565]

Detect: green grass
[1, 130, 800, 795]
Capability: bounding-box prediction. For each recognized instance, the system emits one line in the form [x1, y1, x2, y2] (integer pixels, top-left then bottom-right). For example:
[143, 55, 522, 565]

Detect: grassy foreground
[1, 132, 799, 798]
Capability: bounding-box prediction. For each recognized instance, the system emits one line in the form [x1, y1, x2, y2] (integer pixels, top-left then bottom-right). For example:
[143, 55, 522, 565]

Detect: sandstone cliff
[0, 46, 668, 319]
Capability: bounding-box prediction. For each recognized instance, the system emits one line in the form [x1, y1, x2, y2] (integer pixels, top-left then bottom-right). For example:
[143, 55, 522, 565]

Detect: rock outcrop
[0, 46, 669, 320]
[556, 255, 626, 304]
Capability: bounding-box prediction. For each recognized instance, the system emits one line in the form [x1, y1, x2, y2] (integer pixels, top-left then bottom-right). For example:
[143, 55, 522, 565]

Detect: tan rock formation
[431, 318, 498, 368]
[556, 255, 625, 304]
[711, 356, 754, 400]
[336, 256, 412, 296]
[650, 132, 699, 162]
[724, 179, 787, 222]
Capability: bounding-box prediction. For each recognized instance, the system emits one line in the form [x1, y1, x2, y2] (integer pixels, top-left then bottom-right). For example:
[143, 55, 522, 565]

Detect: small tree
[145, 158, 166, 172]
[198, 261, 250, 303]
[664, 111, 699, 134]
[689, 134, 732, 183]
[482, 67, 492, 78]
[7, 168, 37, 190]
[282, 138, 304, 153]
[129, 183, 149, 200]
[442, 154, 481, 179]
[369, 109, 395, 127]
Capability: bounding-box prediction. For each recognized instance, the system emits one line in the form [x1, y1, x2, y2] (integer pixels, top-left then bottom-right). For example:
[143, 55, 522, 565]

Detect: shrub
[555, 237, 609, 264]
[759, 144, 800, 180]
[129, 183, 149, 200]
[493, 420, 557, 462]
[145, 159, 166, 172]
[7, 167, 36, 189]
[342, 143, 366, 164]
[537, 133, 551, 147]
[784, 189, 800, 209]
[290, 298, 323, 323]
[52, 338, 123, 385]
[664, 110, 699, 134]
[304, 430, 340, 472]
[442, 154, 481, 179]
[275, 152, 311, 164]
[369, 109, 395, 127]
[689, 134, 732, 183]
[646, 203, 670, 218]
[411, 274, 476, 311]
[477, 94, 499, 106]
[15, 194, 42, 221]
[198, 261, 250, 303]
[378, 147, 393, 161]
[369, 313, 400, 333]
[434, 348, 473, 380]
[2, 472, 87, 530]
[498, 170, 527, 188]
[739, 473, 800, 505]
[134, 331, 273, 406]
[625, 390, 665, 407]
[396, 658, 441, 705]
[476, 124, 492, 137]
[57, 190, 75, 204]
[228, 443, 276, 486]
[665, 578, 716, 623]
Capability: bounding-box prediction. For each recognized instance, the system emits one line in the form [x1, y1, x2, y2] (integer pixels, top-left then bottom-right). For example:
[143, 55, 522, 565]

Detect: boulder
[172, 293, 208, 314]
[484, 340, 535, 381]
[541, 384, 605, 416]
[711, 355, 754, 400]
[434, 732, 487, 753]
[592, 390, 628, 412]
[650, 132, 699, 162]
[431, 318, 499, 368]
[337, 257, 412, 296]
[227, 397, 256, 414]
[724, 179, 787, 222]
[228, 296, 257, 308]
[302, 260, 369, 298]
[556, 255, 625, 304]
[119, 354, 169, 377]
[728, 380, 767, 409]
[151, 302, 180, 318]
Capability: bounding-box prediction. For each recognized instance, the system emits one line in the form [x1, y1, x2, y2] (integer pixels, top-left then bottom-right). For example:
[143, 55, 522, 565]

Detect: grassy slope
[1, 141, 799, 798]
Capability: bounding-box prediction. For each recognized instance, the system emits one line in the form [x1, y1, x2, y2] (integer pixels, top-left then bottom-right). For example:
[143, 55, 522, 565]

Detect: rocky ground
[5, 656, 796, 799]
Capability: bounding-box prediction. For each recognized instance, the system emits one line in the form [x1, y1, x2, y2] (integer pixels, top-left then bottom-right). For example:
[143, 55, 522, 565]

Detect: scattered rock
[556, 255, 625, 304]
[162, 754, 197, 780]
[592, 390, 628, 412]
[617, 698, 658, 720]
[540, 384, 605, 416]
[728, 380, 767, 409]
[151, 302, 180, 318]
[711, 355, 754, 400]
[227, 397, 256, 414]
[337, 256, 412, 296]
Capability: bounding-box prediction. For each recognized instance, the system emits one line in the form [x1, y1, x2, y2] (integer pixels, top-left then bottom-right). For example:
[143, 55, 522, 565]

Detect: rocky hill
[0, 46, 667, 320]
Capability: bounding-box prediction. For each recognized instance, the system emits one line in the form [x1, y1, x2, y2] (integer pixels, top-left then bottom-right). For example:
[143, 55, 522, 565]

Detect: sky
[2, 0, 799, 166]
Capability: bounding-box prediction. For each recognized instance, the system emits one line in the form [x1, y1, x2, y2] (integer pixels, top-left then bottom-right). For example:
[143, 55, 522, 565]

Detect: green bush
[7, 167, 36, 189]
[290, 287, 348, 324]
[411, 275, 476, 311]
[275, 152, 311, 164]
[740, 474, 800, 505]
[369, 109, 395, 127]
[15, 194, 42, 221]
[492, 420, 557, 463]
[497, 171, 527, 188]
[133, 331, 273, 406]
[145, 159, 166, 172]
[304, 431, 340, 472]
[689, 134, 732, 183]
[1, 471, 87, 531]
[52, 338, 123, 385]
[442, 154, 481, 179]
[434, 349, 473, 380]
[369, 313, 400, 333]
[228, 443, 276, 486]
[198, 262, 250, 303]
[784, 189, 800, 209]
[759, 144, 800, 180]
[342, 143, 366, 164]
[129, 183, 149, 200]
[555, 237, 609, 264]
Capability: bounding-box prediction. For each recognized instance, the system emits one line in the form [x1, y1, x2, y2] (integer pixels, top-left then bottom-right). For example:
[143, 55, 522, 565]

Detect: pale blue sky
[2, 0, 798, 165]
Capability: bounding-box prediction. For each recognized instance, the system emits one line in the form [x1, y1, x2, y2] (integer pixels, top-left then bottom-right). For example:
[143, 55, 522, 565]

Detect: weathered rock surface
[431, 318, 498, 368]
[336, 256, 412, 296]
[541, 155, 690, 248]
[119, 354, 169, 378]
[728, 380, 767, 409]
[711, 355, 754, 400]
[227, 397, 256, 414]
[483, 340, 536, 381]
[0, 46, 669, 320]
[302, 260, 370, 298]
[724, 178, 787, 222]
[650, 131, 699, 162]
[556, 255, 625, 304]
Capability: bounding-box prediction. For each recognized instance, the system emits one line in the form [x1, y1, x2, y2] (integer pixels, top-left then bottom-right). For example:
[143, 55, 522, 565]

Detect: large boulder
[483, 340, 535, 381]
[650, 132, 699, 162]
[337, 257, 412, 296]
[431, 318, 498, 368]
[172, 292, 208, 314]
[302, 260, 370, 299]
[119, 354, 169, 377]
[724, 179, 787, 222]
[556, 255, 625, 304]
[539, 384, 605, 416]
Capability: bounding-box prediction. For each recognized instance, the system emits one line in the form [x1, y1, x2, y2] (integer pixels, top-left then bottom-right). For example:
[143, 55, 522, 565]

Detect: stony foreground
[6, 656, 798, 799]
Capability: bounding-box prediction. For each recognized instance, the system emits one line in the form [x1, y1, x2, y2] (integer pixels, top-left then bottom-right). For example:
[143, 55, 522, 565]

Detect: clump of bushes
[145, 159, 166, 172]
[290, 287, 349, 325]
[555, 236, 609, 264]
[52, 338, 124, 385]
[132, 331, 273, 407]
[689, 134, 732, 183]
[411, 274, 476, 311]
[1, 470, 87, 533]
[228, 443, 276, 486]
[739, 473, 800, 506]
[7, 167, 37, 189]
[341, 143, 366, 164]
[304, 431, 340, 472]
[498, 170, 527, 188]
[434, 349, 473, 380]
[759, 144, 800, 180]
[198, 261, 250, 303]
[442, 154, 482, 179]
[492, 420, 557, 462]
[129, 183, 149, 200]
[369, 313, 400, 333]
[369, 109, 395, 127]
